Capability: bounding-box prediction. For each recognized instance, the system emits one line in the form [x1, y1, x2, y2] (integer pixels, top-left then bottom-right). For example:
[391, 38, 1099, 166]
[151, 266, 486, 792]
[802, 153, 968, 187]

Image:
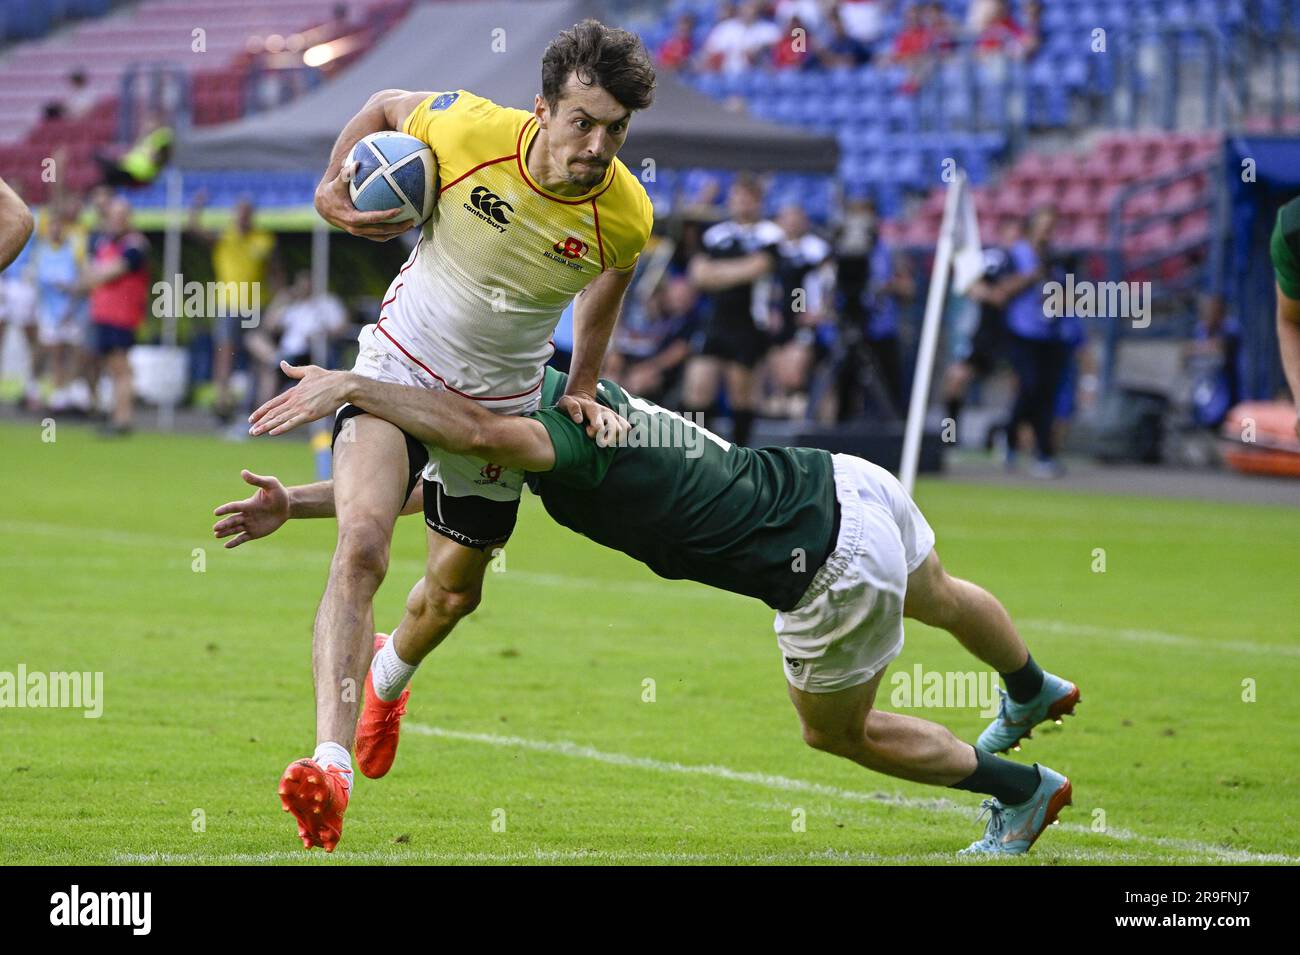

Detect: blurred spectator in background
[924, 1, 959, 53]
[832, 193, 876, 329]
[860, 224, 914, 413]
[887, 2, 933, 64]
[43, 68, 98, 122]
[31, 205, 88, 413]
[245, 270, 347, 410]
[966, 0, 1001, 33]
[188, 192, 277, 425]
[838, 0, 889, 49]
[811, 5, 874, 67]
[942, 216, 1016, 426]
[656, 12, 698, 70]
[1052, 306, 1089, 453]
[81, 197, 149, 435]
[771, 14, 816, 70]
[887, 2, 948, 92]
[974, 0, 1027, 56]
[699, 0, 781, 74]
[684, 175, 783, 446]
[605, 274, 703, 406]
[1000, 206, 1069, 477]
[1185, 292, 1242, 429]
[776, 0, 827, 33]
[825, 193, 874, 419]
[767, 203, 833, 418]
[1020, 0, 1043, 60]
[94, 109, 174, 189]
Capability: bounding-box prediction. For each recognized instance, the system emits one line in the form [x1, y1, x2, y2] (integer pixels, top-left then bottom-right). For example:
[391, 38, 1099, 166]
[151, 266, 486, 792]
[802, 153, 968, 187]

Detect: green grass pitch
[1, 418, 1297, 865]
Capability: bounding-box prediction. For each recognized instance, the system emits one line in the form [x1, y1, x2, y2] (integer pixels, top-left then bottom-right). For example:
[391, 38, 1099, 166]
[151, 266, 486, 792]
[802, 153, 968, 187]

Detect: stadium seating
[642, 0, 1261, 237]
[0, 0, 112, 43]
[0, 0, 405, 204]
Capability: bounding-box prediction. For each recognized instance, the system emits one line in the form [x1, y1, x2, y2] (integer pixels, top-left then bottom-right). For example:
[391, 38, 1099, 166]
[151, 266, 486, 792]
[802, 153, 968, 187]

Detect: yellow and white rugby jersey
[369, 88, 653, 414]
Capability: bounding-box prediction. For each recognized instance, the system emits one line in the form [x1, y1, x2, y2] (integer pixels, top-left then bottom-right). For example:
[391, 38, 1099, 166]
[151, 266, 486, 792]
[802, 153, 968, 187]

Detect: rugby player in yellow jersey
[270, 19, 657, 850]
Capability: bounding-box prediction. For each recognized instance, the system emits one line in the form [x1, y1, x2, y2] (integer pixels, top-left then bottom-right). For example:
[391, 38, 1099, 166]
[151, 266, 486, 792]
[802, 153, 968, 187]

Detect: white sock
[372, 636, 417, 702]
[313, 741, 353, 793]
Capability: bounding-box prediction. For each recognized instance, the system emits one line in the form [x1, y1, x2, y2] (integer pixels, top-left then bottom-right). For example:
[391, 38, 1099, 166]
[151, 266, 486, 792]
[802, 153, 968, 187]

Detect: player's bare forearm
[249, 363, 548, 469]
[0, 177, 34, 271]
[214, 472, 423, 548]
[344, 375, 557, 472]
[342, 374, 482, 452]
[287, 481, 337, 519]
[321, 91, 404, 189]
[567, 266, 635, 396]
[315, 89, 432, 238]
[287, 479, 423, 520]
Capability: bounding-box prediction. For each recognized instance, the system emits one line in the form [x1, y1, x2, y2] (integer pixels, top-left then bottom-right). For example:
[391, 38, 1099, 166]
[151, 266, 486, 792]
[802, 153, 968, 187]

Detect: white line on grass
[406, 723, 1300, 865]
[106, 847, 1192, 865]
[1018, 619, 1300, 659]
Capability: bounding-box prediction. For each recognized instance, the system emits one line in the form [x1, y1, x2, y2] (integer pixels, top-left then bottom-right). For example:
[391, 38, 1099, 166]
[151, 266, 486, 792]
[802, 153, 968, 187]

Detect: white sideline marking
[1018, 618, 1300, 659]
[406, 723, 1300, 865]
[108, 847, 1205, 865]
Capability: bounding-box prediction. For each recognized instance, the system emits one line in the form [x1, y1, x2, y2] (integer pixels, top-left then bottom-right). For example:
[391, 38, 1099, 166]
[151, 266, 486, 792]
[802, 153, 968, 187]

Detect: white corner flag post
[899, 169, 983, 495]
[310, 218, 333, 479]
[159, 167, 184, 431]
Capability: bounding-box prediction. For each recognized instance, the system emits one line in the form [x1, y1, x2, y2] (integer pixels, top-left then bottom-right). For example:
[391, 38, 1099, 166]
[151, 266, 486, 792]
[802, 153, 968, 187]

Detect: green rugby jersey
[526, 368, 838, 611]
[1270, 195, 1300, 300]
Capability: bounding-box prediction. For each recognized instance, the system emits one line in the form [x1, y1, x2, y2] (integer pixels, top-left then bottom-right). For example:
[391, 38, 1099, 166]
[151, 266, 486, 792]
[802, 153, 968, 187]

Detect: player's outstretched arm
[248, 362, 560, 472]
[0, 176, 34, 271]
[315, 88, 434, 241]
[212, 470, 422, 547]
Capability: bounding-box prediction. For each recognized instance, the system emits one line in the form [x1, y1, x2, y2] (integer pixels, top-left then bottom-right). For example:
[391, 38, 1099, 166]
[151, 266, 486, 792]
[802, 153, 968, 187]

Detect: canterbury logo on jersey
[465, 186, 513, 232]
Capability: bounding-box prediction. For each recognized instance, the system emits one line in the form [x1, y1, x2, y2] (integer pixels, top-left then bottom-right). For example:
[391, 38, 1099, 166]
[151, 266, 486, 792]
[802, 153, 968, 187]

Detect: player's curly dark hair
[542, 18, 656, 113]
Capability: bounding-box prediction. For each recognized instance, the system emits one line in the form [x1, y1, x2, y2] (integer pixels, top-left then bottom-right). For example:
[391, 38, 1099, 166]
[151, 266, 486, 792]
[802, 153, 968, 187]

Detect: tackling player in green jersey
[1270, 195, 1300, 439]
[218, 362, 1081, 855]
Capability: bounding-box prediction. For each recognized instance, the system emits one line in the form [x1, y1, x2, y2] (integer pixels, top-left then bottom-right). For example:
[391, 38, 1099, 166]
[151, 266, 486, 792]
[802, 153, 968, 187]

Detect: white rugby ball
[348, 131, 437, 225]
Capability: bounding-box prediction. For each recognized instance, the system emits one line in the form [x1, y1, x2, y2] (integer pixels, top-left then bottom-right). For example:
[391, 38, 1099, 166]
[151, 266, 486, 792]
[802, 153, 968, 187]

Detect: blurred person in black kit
[683, 174, 784, 446]
[604, 273, 704, 406]
[827, 194, 914, 420]
[767, 203, 834, 416]
[862, 226, 915, 410]
[826, 192, 874, 420]
[942, 216, 1018, 426]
